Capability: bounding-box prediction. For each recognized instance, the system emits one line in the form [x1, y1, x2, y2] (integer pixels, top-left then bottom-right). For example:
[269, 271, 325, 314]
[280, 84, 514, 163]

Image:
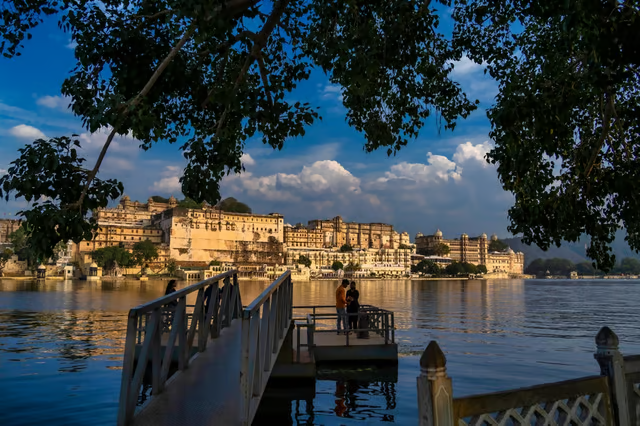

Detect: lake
[1, 278, 639, 425]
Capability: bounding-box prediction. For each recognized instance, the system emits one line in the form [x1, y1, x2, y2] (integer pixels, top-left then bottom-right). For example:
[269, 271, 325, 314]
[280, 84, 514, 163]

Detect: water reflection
[1, 278, 640, 426]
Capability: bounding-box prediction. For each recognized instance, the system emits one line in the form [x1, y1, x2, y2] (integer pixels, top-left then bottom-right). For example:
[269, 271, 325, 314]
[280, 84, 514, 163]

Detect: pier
[117, 270, 397, 426]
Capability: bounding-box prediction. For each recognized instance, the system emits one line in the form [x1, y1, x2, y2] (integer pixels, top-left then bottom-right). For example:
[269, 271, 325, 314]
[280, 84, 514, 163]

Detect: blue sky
[0, 11, 513, 241]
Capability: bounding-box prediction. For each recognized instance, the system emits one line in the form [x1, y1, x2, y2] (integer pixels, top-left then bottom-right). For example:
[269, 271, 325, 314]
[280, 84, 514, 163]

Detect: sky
[0, 9, 513, 241]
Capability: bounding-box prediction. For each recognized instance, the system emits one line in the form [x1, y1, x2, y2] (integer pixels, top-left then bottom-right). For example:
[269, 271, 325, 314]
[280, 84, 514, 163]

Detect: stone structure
[485, 247, 525, 275]
[286, 247, 413, 270]
[0, 218, 21, 244]
[152, 207, 285, 265]
[307, 216, 410, 249]
[283, 224, 323, 248]
[415, 230, 524, 275]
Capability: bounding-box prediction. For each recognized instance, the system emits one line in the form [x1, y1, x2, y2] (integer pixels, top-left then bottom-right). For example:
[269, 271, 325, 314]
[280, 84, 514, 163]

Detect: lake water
[1, 278, 639, 425]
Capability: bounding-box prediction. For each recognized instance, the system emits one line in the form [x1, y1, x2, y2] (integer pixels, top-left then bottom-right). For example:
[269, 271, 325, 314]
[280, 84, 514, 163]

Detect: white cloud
[78, 126, 140, 155]
[449, 55, 487, 77]
[453, 141, 492, 165]
[36, 95, 72, 112]
[319, 84, 344, 102]
[9, 124, 46, 140]
[66, 40, 78, 49]
[224, 160, 362, 205]
[221, 140, 512, 237]
[149, 166, 182, 194]
[0, 168, 6, 174]
[375, 153, 461, 185]
[241, 153, 255, 167]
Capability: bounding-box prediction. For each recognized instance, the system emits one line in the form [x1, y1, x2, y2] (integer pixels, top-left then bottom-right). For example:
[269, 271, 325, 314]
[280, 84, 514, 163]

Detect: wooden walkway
[132, 320, 242, 426]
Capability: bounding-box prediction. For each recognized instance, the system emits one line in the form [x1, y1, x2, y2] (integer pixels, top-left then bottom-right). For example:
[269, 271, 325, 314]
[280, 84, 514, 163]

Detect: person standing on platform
[346, 281, 360, 333]
[335, 279, 349, 334]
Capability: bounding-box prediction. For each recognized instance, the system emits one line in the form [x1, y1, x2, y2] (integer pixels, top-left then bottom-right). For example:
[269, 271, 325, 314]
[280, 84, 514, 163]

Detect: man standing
[335, 279, 349, 334]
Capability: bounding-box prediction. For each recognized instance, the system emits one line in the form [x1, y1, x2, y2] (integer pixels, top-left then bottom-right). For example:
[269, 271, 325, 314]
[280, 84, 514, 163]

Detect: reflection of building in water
[432, 279, 526, 335]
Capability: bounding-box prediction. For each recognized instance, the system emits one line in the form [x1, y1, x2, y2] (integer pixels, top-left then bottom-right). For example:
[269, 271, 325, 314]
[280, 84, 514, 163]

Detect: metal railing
[117, 270, 242, 426]
[292, 305, 395, 346]
[239, 270, 293, 426]
[294, 314, 315, 363]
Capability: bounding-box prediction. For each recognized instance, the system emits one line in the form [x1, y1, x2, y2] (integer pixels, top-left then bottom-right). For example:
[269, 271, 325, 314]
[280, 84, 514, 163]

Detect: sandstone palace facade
[415, 230, 524, 275]
[305, 216, 410, 249]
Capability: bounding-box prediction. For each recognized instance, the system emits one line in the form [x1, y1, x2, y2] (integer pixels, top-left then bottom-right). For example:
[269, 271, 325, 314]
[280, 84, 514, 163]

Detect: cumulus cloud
[221, 140, 512, 237]
[149, 166, 182, 194]
[449, 55, 487, 76]
[241, 153, 255, 167]
[36, 95, 72, 112]
[375, 153, 461, 185]
[453, 141, 492, 164]
[226, 160, 361, 203]
[9, 124, 46, 140]
[78, 126, 140, 155]
[320, 84, 344, 101]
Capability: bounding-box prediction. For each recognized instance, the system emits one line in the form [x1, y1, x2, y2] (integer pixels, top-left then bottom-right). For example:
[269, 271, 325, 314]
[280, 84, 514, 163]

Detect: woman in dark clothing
[165, 280, 178, 307]
[346, 281, 360, 332]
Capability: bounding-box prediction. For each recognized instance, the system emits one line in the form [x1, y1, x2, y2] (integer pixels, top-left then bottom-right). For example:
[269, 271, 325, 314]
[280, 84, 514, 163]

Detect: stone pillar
[594, 326, 630, 426]
[417, 341, 454, 426]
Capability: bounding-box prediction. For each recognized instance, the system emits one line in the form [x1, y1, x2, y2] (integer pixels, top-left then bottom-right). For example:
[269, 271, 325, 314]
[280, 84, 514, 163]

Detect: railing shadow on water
[117, 270, 243, 426]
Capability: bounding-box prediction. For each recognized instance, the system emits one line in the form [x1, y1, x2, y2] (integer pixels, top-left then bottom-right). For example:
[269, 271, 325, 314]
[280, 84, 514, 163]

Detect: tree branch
[213, 0, 291, 135]
[257, 55, 273, 105]
[585, 93, 613, 178]
[71, 23, 198, 211]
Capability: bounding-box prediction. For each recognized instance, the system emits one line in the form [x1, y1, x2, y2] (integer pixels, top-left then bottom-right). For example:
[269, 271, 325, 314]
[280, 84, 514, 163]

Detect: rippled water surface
[1, 278, 640, 425]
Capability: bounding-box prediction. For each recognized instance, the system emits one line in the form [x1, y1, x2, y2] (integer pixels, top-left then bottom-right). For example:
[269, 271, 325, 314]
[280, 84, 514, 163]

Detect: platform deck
[132, 321, 242, 426]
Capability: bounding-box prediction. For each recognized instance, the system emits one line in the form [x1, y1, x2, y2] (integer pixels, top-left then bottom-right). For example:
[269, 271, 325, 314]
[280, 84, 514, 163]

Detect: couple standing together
[335, 279, 359, 335]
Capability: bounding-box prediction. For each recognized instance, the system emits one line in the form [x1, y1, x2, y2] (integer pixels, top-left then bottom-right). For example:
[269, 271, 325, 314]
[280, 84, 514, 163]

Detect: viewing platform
[119, 270, 397, 426]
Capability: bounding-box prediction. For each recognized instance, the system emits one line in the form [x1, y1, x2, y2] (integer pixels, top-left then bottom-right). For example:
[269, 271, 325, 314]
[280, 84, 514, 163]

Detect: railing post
[595, 326, 630, 426]
[117, 314, 139, 426]
[239, 312, 252, 426]
[417, 341, 454, 426]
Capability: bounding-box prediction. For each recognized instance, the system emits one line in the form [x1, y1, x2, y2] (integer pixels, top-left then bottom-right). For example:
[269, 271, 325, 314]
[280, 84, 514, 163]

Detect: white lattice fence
[458, 393, 608, 426]
[452, 376, 613, 426]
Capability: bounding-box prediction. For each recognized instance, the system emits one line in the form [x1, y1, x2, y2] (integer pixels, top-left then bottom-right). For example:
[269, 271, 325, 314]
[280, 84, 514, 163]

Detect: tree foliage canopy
[488, 239, 508, 253]
[297, 254, 311, 268]
[2, 0, 640, 270]
[91, 246, 135, 270]
[132, 239, 159, 266]
[331, 260, 344, 271]
[0, 0, 474, 263]
[454, 0, 640, 270]
[218, 197, 251, 213]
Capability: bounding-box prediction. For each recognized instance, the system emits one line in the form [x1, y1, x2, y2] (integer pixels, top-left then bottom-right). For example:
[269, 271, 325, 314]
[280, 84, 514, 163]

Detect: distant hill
[502, 232, 640, 266]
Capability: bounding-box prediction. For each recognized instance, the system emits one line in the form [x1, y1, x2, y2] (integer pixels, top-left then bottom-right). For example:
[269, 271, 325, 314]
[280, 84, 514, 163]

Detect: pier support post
[417, 341, 454, 426]
[595, 326, 630, 426]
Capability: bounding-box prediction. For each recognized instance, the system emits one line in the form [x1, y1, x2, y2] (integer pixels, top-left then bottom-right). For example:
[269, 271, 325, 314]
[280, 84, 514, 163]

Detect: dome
[416, 232, 423, 238]
[506, 247, 514, 254]
[461, 233, 468, 238]
[90, 262, 98, 268]
[481, 233, 487, 239]
[148, 197, 154, 204]
[169, 195, 177, 203]
[122, 195, 130, 201]
[491, 233, 498, 241]
[37, 264, 46, 270]
[434, 229, 443, 237]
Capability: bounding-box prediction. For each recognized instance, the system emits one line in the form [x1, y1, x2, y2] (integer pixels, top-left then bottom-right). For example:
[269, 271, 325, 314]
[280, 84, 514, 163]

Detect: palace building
[415, 230, 524, 275]
[0, 218, 21, 245]
[307, 216, 410, 249]
[151, 207, 284, 266]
